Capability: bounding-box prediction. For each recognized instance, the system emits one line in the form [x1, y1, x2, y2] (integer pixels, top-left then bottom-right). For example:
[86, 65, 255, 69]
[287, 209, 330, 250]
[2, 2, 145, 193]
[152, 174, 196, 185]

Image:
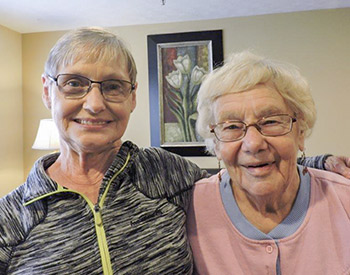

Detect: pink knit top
[187, 168, 350, 275]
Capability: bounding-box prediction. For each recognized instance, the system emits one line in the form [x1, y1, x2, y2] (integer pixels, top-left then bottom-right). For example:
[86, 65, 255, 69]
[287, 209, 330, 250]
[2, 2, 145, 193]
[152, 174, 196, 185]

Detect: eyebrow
[60, 72, 129, 81]
[218, 107, 288, 122]
[257, 107, 288, 117]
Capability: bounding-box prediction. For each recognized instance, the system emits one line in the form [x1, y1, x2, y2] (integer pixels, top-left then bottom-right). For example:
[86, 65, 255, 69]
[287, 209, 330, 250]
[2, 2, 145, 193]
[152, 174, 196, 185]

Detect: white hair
[196, 51, 316, 154]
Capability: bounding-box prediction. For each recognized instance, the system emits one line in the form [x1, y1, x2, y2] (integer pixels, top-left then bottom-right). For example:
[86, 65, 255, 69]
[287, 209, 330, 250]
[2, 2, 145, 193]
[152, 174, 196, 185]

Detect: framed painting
[147, 30, 223, 156]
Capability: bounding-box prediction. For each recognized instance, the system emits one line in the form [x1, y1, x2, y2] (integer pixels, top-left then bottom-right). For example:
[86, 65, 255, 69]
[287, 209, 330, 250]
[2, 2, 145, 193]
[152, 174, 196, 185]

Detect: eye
[222, 122, 244, 131]
[259, 116, 288, 128]
[64, 78, 85, 88]
[261, 119, 280, 126]
[103, 80, 129, 93]
[105, 82, 123, 91]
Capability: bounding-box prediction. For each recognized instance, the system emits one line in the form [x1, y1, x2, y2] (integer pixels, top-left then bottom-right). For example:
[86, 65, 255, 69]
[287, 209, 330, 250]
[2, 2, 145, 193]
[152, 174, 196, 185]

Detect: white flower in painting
[173, 54, 191, 74]
[166, 69, 182, 89]
[190, 65, 207, 85]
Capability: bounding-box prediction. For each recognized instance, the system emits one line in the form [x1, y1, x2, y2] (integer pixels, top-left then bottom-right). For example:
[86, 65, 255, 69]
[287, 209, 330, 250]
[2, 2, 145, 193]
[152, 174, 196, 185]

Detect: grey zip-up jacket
[0, 141, 206, 274]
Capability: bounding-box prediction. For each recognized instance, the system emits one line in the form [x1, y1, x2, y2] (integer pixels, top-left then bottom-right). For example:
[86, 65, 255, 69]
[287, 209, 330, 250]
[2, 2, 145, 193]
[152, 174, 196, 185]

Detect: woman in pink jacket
[188, 51, 350, 275]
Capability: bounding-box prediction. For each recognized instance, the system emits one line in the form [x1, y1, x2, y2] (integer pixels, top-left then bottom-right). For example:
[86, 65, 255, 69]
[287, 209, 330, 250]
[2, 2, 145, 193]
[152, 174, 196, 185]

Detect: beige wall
[0, 25, 23, 196]
[5, 8, 350, 196]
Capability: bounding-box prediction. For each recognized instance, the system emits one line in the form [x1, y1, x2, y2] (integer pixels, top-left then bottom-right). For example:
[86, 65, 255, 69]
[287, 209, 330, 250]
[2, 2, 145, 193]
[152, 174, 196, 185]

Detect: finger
[345, 157, 350, 167]
[335, 160, 350, 179]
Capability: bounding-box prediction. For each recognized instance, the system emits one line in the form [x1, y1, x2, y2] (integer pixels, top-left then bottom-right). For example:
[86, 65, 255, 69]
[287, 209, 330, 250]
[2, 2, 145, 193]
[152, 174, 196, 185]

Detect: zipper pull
[95, 205, 103, 226]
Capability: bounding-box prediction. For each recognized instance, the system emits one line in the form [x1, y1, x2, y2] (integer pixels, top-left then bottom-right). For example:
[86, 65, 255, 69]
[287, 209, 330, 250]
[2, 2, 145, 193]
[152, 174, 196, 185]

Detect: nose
[83, 84, 106, 114]
[241, 125, 268, 153]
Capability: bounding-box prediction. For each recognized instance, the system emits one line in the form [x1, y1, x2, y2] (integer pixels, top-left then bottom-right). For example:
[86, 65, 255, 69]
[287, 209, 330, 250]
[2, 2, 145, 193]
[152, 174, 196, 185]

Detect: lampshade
[32, 119, 60, 150]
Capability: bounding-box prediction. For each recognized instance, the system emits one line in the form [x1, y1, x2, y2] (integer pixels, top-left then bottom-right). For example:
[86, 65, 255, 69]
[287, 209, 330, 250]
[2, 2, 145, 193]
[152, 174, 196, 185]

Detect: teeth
[249, 163, 268, 168]
[77, 119, 107, 125]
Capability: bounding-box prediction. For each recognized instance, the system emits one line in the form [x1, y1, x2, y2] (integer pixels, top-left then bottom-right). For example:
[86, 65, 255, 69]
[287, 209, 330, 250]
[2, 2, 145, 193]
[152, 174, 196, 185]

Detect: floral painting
[147, 30, 223, 156]
[160, 42, 210, 144]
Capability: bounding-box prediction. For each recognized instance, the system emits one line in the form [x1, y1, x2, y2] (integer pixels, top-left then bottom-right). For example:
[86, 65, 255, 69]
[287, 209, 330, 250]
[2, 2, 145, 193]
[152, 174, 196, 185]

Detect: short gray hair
[44, 27, 137, 83]
[196, 51, 316, 154]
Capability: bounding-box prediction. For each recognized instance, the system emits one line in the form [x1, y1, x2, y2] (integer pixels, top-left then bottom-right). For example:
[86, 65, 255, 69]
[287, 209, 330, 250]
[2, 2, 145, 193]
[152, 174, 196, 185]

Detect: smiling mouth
[74, 119, 111, 125]
[245, 162, 275, 168]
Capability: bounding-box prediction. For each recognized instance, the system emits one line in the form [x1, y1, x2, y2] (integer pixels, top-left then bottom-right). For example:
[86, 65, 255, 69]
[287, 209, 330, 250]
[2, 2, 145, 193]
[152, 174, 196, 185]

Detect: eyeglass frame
[210, 114, 297, 142]
[47, 73, 136, 103]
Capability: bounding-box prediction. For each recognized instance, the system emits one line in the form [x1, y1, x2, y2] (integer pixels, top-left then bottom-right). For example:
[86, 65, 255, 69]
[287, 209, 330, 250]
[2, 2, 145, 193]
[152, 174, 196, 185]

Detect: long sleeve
[297, 154, 332, 170]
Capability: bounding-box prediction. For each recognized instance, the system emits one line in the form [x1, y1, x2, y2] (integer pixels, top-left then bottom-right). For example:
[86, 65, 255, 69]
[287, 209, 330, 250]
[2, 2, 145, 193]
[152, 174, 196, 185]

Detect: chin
[76, 139, 114, 151]
[241, 178, 280, 194]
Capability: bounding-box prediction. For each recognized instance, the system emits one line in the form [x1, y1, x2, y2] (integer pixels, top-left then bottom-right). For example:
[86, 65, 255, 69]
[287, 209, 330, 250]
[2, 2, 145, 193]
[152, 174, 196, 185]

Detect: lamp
[32, 119, 60, 150]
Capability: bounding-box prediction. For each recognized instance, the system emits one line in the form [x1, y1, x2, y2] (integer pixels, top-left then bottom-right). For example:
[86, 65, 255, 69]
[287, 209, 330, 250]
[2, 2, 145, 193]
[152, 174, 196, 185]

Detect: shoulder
[194, 171, 221, 187]
[0, 185, 28, 246]
[192, 171, 222, 198]
[138, 147, 193, 165]
[188, 172, 223, 227]
[136, 146, 204, 179]
[308, 167, 350, 187]
[131, 147, 206, 208]
[308, 168, 350, 214]
[0, 182, 47, 247]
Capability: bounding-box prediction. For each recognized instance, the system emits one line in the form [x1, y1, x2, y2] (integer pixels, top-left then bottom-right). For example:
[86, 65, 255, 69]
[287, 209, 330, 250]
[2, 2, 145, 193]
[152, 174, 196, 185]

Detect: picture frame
[147, 30, 223, 156]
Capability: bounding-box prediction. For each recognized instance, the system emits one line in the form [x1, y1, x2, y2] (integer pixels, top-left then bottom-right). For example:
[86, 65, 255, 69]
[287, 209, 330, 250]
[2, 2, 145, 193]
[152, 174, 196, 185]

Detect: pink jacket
[187, 168, 350, 275]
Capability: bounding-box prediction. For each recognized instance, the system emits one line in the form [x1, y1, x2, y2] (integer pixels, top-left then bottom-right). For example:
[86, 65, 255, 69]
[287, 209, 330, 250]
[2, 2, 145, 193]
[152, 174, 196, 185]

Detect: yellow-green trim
[99, 152, 131, 208]
[23, 152, 131, 275]
[23, 190, 66, 206]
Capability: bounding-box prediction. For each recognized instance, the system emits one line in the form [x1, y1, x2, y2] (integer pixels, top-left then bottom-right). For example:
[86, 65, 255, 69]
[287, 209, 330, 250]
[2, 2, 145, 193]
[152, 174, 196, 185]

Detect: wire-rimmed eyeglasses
[47, 74, 136, 103]
[210, 114, 297, 142]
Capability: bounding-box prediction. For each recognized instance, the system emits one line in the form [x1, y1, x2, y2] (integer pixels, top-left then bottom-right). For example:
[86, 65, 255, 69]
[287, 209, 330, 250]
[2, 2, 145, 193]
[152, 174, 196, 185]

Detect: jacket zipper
[24, 152, 131, 275]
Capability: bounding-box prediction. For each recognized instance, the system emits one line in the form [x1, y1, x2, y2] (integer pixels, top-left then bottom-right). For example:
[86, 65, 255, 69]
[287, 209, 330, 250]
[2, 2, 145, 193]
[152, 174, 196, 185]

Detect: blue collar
[220, 165, 310, 240]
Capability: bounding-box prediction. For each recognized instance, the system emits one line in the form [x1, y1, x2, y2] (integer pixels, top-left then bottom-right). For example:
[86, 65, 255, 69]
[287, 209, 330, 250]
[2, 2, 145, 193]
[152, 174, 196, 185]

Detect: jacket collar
[22, 153, 60, 204]
[22, 141, 139, 205]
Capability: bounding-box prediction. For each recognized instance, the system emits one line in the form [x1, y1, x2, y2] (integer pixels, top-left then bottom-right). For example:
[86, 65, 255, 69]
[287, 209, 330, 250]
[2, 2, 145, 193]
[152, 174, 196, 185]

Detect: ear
[298, 128, 306, 152]
[130, 81, 137, 113]
[213, 139, 222, 160]
[42, 75, 52, 110]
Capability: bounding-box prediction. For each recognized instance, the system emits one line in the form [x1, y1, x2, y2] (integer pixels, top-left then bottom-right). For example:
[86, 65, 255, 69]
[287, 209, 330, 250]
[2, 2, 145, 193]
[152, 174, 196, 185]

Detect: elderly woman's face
[42, 58, 136, 153]
[214, 84, 304, 198]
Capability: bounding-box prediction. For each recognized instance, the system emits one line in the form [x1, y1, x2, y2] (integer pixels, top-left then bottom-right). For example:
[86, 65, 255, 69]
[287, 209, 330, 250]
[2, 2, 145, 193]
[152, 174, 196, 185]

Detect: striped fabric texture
[0, 141, 205, 274]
